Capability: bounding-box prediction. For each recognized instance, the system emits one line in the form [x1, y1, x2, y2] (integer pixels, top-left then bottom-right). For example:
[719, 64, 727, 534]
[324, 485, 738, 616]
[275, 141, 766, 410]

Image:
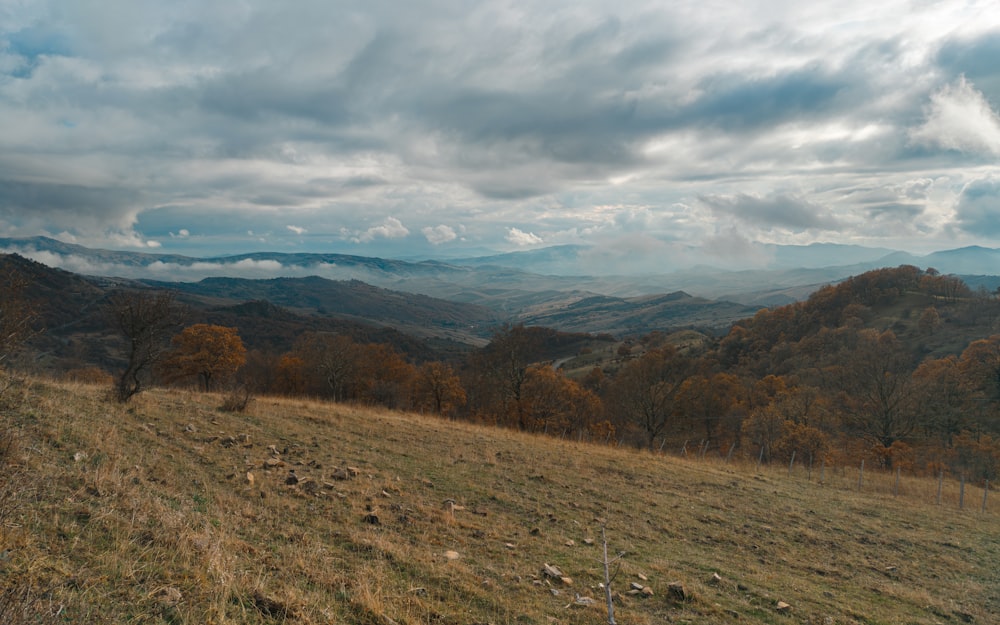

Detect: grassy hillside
[1, 379, 998, 624]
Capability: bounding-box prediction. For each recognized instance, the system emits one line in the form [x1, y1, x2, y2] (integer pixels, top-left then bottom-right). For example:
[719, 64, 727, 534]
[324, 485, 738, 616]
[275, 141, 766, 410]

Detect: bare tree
[106, 290, 181, 402]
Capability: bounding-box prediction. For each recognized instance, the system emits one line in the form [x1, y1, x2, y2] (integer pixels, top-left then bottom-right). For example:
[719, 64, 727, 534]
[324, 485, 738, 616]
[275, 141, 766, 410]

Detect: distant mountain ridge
[3, 236, 1000, 313]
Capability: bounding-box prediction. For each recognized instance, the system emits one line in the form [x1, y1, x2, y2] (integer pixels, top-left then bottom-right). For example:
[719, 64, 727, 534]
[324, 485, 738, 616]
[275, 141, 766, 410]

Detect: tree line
[3, 264, 1000, 483]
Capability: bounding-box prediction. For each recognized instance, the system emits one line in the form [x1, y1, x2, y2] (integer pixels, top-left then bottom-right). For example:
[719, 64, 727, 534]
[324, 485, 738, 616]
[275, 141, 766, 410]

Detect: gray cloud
[699, 192, 843, 232]
[954, 178, 1000, 237]
[2, 1, 1000, 256]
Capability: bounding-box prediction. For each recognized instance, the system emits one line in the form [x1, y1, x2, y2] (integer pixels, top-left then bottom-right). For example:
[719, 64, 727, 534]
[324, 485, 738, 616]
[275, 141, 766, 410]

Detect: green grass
[1, 376, 998, 624]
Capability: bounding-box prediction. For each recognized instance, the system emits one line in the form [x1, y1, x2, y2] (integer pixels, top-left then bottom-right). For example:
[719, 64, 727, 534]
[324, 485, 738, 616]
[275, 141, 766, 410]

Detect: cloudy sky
[2, 0, 1000, 264]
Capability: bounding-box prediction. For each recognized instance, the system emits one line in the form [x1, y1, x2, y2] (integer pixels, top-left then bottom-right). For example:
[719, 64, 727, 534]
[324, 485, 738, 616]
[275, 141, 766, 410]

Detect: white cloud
[909, 76, 1000, 156]
[357, 217, 410, 243]
[170, 228, 190, 238]
[286, 225, 307, 235]
[506, 227, 543, 247]
[422, 224, 458, 245]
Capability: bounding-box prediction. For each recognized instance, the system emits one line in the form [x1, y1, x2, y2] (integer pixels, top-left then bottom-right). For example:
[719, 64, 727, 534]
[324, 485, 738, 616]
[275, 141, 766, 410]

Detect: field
[1, 377, 997, 624]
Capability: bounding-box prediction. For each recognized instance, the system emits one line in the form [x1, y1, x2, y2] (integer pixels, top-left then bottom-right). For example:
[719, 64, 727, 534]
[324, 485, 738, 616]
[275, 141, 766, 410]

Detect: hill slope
[1, 379, 997, 624]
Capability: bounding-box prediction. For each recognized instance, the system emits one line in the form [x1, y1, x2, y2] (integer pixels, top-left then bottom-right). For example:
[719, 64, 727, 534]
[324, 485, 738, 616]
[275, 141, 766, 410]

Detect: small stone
[631, 582, 645, 591]
[444, 550, 460, 560]
[709, 572, 723, 585]
[245, 472, 255, 486]
[667, 581, 687, 602]
[560, 576, 573, 585]
[331, 468, 351, 480]
[641, 586, 654, 597]
[550, 588, 560, 596]
[776, 601, 791, 613]
[530, 527, 541, 536]
[237, 433, 251, 444]
[152, 586, 183, 608]
[637, 572, 648, 581]
[73, 452, 87, 463]
[285, 472, 300, 485]
[541, 563, 564, 579]
[263, 458, 284, 469]
[573, 595, 596, 606]
[564, 539, 575, 547]
[220, 435, 236, 448]
[582, 538, 595, 545]
[505, 543, 516, 549]
[183, 424, 196, 433]
[363, 513, 380, 525]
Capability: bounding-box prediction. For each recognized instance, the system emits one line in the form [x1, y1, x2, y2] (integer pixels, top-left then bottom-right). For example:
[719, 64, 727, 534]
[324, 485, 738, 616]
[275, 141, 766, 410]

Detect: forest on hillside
[3, 260, 1000, 482]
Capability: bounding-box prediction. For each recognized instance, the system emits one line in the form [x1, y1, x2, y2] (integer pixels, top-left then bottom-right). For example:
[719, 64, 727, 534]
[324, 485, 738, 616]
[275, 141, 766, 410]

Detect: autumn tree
[912, 356, 969, 447]
[606, 346, 691, 448]
[676, 372, 742, 446]
[959, 335, 1000, 402]
[163, 324, 247, 392]
[836, 329, 918, 464]
[411, 361, 466, 417]
[353, 343, 415, 408]
[295, 333, 360, 401]
[467, 324, 541, 428]
[106, 290, 181, 403]
[519, 365, 602, 435]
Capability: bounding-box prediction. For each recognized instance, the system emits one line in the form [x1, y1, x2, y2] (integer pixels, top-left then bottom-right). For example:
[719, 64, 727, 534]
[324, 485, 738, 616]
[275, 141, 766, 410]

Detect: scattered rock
[300, 479, 320, 495]
[285, 471, 300, 485]
[267, 444, 279, 456]
[263, 458, 284, 470]
[220, 435, 236, 448]
[151, 586, 183, 608]
[346, 466, 361, 477]
[252, 591, 299, 619]
[245, 472, 255, 486]
[550, 588, 561, 596]
[573, 594, 597, 606]
[582, 538, 595, 545]
[631, 582, 645, 591]
[363, 513, 380, 525]
[564, 539, 575, 547]
[505, 543, 516, 550]
[641, 586, 654, 597]
[541, 564, 564, 579]
[73, 451, 87, 463]
[667, 581, 687, 602]
[775, 601, 791, 613]
[709, 572, 723, 585]
[530, 527, 541, 536]
[183, 424, 196, 433]
[637, 572, 648, 581]
[237, 433, 251, 444]
[561, 577, 573, 585]
[331, 468, 351, 481]
[444, 550, 460, 561]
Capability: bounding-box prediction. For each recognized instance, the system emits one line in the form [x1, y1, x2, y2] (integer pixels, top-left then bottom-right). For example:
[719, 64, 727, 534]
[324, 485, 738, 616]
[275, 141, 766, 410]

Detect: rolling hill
[0, 378, 996, 624]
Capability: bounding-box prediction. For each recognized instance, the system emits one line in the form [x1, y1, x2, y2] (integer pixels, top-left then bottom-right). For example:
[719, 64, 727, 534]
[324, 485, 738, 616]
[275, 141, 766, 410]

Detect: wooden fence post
[788, 450, 796, 476]
[959, 475, 965, 510]
[726, 443, 736, 464]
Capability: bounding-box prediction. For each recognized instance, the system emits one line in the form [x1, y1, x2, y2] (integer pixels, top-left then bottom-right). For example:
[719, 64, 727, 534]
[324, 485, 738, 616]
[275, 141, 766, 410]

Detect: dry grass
[1, 376, 998, 624]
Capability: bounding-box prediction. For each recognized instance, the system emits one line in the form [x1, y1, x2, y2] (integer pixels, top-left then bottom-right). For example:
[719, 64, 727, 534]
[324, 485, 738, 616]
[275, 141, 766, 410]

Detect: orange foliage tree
[163, 324, 247, 392]
[411, 361, 466, 417]
[519, 365, 602, 435]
